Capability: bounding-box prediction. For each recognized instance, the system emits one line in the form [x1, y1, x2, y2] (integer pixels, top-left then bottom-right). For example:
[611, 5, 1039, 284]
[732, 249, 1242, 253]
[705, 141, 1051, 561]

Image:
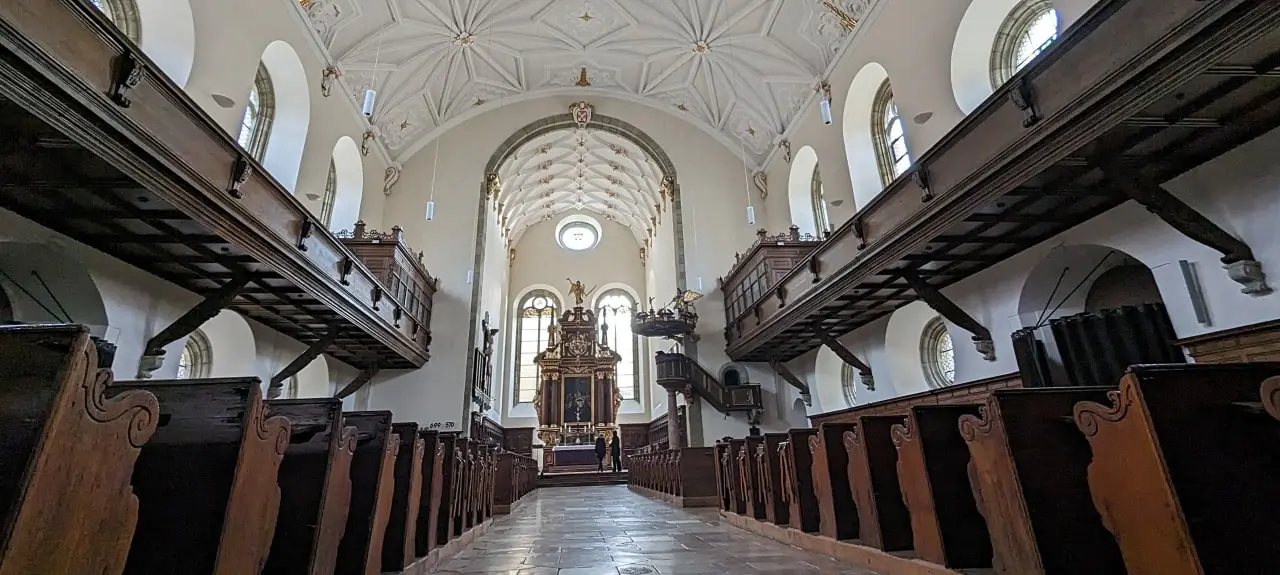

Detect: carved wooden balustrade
[337, 222, 439, 344]
[718, 227, 824, 344]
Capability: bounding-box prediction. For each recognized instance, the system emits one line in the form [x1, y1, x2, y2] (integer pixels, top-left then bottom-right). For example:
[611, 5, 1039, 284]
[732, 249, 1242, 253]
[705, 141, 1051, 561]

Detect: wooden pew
[111, 377, 291, 575]
[892, 405, 992, 570]
[809, 422, 859, 541]
[334, 411, 398, 575]
[738, 437, 765, 519]
[263, 398, 357, 575]
[758, 433, 790, 526]
[844, 416, 913, 554]
[449, 436, 470, 538]
[1263, 375, 1280, 421]
[713, 442, 731, 511]
[381, 423, 424, 573]
[726, 439, 746, 513]
[781, 429, 820, 533]
[959, 388, 1124, 575]
[0, 324, 158, 575]
[413, 430, 442, 558]
[433, 433, 458, 546]
[1074, 363, 1280, 574]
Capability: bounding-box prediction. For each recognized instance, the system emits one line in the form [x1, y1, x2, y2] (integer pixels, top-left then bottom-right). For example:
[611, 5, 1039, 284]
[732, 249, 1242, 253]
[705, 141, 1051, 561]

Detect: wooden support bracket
[1099, 163, 1271, 296]
[269, 327, 340, 397]
[335, 366, 380, 400]
[137, 272, 251, 378]
[768, 357, 810, 396]
[900, 269, 997, 361]
[814, 329, 875, 391]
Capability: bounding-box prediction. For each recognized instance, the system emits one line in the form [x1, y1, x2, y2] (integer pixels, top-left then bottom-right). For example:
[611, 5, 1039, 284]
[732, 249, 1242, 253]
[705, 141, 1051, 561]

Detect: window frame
[237, 64, 276, 162]
[920, 317, 956, 389]
[177, 329, 212, 380]
[870, 80, 911, 186]
[89, 0, 142, 45]
[320, 159, 338, 226]
[840, 361, 857, 407]
[811, 166, 831, 235]
[514, 290, 559, 405]
[595, 289, 640, 402]
[989, 0, 1060, 87]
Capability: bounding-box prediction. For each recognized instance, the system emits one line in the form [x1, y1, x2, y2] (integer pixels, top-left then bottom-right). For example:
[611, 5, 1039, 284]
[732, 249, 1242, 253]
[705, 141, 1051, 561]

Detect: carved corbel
[335, 366, 380, 399]
[912, 167, 933, 202]
[296, 219, 314, 251]
[753, 171, 769, 200]
[338, 256, 355, 285]
[383, 164, 402, 196]
[852, 217, 867, 250]
[361, 130, 376, 156]
[778, 139, 793, 164]
[227, 154, 253, 198]
[768, 357, 810, 395]
[1098, 164, 1271, 296]
[814, 328, 875, 391]
[270, 327, 339, 398]
[807, 256, 822, 284]
[108, 51, 144, 108]
[320, 66, 340, 97]
[1008, 77, 1041, 128]
[372, 286, 383, 311]
[901, 269, 996, 361]
[136, 273, 251, 378]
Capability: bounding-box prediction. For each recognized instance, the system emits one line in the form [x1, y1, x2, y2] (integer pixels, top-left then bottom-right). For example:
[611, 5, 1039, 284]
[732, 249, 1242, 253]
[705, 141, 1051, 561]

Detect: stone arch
[952, 0, 1058, 115]
[256, 40, 310, 193]
[788, 145, 821, 237]
[1016, 244, 1157, 326]
[326, 136, 364, 231]
[136, 0, 195, 88]
[843, 62, 892, 210]
[718, 362, 750, 386]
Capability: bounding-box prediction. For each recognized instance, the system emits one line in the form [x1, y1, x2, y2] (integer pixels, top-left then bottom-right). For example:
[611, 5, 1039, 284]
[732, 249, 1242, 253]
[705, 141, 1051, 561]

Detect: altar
[551, 445, 598, 467]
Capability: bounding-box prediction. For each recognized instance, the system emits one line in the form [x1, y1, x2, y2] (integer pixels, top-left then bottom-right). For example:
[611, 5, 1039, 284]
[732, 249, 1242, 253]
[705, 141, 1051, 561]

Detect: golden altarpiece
[533, 281, 622, 470]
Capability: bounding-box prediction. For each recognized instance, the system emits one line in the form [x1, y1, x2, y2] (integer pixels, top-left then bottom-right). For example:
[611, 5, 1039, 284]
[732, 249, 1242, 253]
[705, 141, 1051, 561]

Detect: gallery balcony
[0, 0, 434, 368]
[723, 0, 1280, 362]
[719, 226, 824, 346]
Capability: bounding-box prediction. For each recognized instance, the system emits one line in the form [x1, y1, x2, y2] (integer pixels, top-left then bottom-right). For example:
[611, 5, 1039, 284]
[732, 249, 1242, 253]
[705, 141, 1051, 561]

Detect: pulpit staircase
[654, 352, 764, 416]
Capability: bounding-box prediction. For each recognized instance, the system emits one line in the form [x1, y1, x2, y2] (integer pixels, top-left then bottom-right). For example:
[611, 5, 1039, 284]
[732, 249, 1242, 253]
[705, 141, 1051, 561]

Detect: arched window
[237, 64, 276, 161]
[88, 0, 141, 44]
[990, 0, 1059, 86]
[287, 375, 300, 399]
[596, 290, 638, 401]
[811, 167, 831, 235]
[871, 80, 911, 186]
[319, 159, 337, 226]
[841, 362, 857, 407]
[515, 291, 558, 404]
[920, 317, 956, 389]
[177, 330, 212, 380]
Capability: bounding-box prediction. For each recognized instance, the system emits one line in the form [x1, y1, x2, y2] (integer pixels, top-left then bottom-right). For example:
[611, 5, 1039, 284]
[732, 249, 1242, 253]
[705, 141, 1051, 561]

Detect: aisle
[431, 484, 879, 574]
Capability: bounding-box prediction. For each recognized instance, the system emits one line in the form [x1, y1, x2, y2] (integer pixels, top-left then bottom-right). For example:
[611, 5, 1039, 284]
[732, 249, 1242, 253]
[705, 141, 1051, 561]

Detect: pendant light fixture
[819, 82, 833, 125]
[425, 137, 440, 221]
[363, 27, 384, 117]
[742, 140, 756, 225]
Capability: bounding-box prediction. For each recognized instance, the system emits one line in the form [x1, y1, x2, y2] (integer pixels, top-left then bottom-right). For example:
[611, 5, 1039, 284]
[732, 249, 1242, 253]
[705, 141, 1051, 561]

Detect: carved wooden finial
[353, 220, 367, 239]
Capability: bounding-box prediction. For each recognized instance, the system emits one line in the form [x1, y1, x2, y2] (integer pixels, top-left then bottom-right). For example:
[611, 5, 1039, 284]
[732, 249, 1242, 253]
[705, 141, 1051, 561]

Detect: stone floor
[430, 485, 880, 575]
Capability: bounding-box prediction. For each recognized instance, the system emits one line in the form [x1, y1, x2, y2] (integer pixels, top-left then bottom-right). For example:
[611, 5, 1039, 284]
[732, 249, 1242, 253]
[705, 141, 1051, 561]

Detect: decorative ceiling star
[579, 11, 593, 23]
[676, 103, 688, 111]
[399, 118, 411, 130]
[692, 41, 710, 54]
[746, 125, 756, 136]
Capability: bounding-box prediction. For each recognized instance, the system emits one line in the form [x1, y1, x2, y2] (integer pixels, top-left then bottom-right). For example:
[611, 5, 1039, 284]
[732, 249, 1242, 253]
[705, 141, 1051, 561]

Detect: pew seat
[334, 411, 398, 575]
[382, 423, 424, 573]
[844, 416, 914, 554]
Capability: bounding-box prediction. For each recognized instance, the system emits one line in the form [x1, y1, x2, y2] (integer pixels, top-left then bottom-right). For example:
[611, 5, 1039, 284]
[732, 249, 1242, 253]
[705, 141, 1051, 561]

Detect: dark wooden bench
[843, 416, 913, 553]
[758, 433, 790, 525]
[414, 430, 443, 557]
[725, 439, 746, 513]
[381, 422, 424, 572]
[892, 405, 992, 570]
[1074, 363, 1280, 574]
[738, 437, 765, 519]
[1263, 375, 1280, 421]
[780, 429, 820, 533]
[809, 422, 859, 541]
[433, 433, 458, 546]
[960, 388, 1124, 575]
[449, 436, 470, 538]
[334, 411, 397, 575]
[111, 377, 291, 575]
[0, 324, 158, 575]
[263, 398, 357, 575]
[713, 442, 732, 511]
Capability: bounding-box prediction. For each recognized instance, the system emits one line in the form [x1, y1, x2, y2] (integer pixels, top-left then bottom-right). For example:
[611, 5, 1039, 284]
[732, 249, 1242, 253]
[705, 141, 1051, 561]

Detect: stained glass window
[921, 317, 956, 389]
[991, 0, 1060, 86]
[177, 330, 212, 380]
[237, 64, 276, 161]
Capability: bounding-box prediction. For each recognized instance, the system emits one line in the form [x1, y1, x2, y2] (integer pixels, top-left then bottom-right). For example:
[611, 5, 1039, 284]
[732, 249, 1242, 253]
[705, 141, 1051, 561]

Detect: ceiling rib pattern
[496, 126, 663, 248]
[309, 0, 875, 165]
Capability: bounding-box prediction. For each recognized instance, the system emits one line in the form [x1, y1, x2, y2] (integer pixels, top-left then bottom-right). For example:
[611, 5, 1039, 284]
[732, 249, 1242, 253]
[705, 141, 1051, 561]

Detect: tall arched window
[990, 0, 1059, 86]
[841, 362, 857, 407]
[920, 317, 956, 389]
[319, 159, 337, 226]
[177, 330, 212, 379]
[88, 0, 141, 44]
[811, 167, 831, 235]
[871, 80, 911, 186]
[237, 64, 276, 161]
[515, 291, 558, 404]
[596, 290, 638, 401]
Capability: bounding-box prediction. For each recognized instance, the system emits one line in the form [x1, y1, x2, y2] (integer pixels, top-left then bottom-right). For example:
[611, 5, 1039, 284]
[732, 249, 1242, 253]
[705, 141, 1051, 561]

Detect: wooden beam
[137, 272, 250, 377]
[900, 269, 997, 361]
[335, 366, 380, 400]
[269, 327, 340, 397]
[768, 358, 810, 395]
[813, 329, 875, 391]
[1098, 163, 1270, 295]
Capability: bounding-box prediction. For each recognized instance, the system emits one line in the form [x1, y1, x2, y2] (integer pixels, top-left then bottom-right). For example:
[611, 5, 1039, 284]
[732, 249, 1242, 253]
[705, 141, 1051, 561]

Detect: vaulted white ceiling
[495, 126, 663, 247]
[305, 0, 875, 166]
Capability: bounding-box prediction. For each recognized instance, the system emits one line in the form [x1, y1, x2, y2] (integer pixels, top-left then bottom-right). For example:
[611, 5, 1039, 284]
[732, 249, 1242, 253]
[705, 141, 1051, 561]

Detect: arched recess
[192, 309, 256, 378]
[136, 0, 195, 88]
[843, 62, 892, 210]
[256, 40, 310, 193]
[884, 301, 944, 395]
[718, 363, 749, 387]
[790, 397, 810, 426]
[812, 345, 848, 412]
[1015, 244, 1160, 326]
[787, 145, 821, 237]
[291, 353, 331, 399]
[326, 136, 364, 231]
[0, 241, 109, 327]
[952, 0, 1060, 115]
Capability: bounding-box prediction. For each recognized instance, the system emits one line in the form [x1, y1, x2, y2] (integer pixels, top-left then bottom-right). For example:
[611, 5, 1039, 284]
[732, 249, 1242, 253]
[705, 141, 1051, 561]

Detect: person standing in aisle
[610, 433, 622, 472]
[594, 433, 607, 472]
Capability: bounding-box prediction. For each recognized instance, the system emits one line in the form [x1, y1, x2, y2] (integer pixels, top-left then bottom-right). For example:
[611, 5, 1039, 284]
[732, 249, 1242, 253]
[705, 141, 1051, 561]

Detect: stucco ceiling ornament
[485, 173, 502, 199]
[382, 164, 401, 196]
[320, 66, 341, 97]
[753, 171, 769, 200]
[570, 101, 594, 129]
[778, 139, 793, 164]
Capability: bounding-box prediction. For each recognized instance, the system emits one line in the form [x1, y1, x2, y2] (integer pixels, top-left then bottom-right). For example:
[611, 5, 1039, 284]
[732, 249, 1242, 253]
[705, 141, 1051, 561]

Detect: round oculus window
[558, 222, 599, 251]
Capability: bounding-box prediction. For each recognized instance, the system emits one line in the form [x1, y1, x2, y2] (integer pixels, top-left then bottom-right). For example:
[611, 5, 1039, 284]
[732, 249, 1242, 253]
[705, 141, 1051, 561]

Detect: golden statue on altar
[566, 277, 595, 306]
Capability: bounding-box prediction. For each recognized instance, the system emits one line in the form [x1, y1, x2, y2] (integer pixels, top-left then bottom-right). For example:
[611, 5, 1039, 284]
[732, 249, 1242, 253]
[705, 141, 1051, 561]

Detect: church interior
[1, 0, 1278, 573]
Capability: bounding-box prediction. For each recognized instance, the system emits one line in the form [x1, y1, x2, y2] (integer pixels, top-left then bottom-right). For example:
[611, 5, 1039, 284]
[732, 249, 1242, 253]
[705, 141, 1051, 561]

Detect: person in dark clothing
[610, 435, 622, 472]
[594, 434, 607, 472]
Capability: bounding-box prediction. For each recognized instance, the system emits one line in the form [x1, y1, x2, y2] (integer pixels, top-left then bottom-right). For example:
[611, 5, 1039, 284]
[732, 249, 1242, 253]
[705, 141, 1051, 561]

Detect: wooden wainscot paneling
[413, 430, 442, 558]
[0, 325, 158, 575]
[1073, 363, 1280, 575]
[335, 411, 398, 575]
[845, 416, 913, 554]
[892, 406, 992, 570]
[958, 388, 1124, 575]
[759, 433, 790, 526]
[263, 399, 357, 575]
[809, 423, 859, 542]
[1177, 320, 1280, 363]
[382, 423, 424, 572]
[503, 427, 535, 456]
[110, 377, 290, 575]
[782, 429, 821, 533]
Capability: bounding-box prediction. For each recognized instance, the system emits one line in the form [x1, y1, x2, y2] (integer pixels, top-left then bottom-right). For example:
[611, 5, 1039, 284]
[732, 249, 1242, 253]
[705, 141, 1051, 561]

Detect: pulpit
[533, 285, 622, 472]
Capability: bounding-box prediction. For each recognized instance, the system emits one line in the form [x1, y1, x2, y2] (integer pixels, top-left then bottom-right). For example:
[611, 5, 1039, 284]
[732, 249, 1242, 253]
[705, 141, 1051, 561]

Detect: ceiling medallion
[569, 101, 594, 129]
[823, 1, 859, 32]
[575, 67, 591, 87]
[455, 32, 476, 47]
[692, 41, 710, 54]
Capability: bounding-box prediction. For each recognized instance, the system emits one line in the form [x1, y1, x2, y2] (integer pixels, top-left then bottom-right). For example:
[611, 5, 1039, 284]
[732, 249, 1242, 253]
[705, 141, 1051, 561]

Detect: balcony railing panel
[719, 228, 822, 343]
